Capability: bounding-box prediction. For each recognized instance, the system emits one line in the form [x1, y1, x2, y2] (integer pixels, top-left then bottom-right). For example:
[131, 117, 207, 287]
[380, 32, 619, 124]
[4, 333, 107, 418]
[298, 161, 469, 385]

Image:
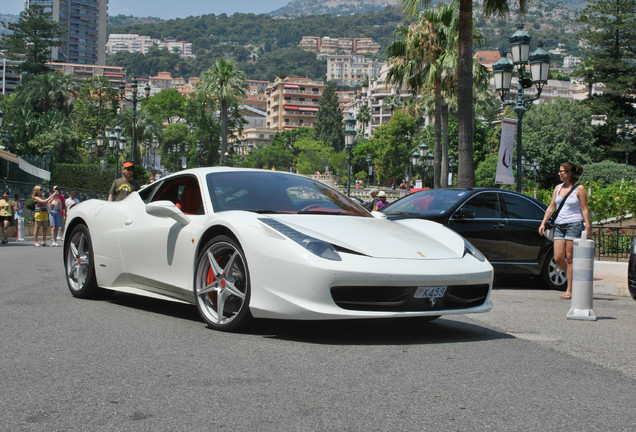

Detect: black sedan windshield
[207, 171, 370, 217]
[382, 189, 470, 217]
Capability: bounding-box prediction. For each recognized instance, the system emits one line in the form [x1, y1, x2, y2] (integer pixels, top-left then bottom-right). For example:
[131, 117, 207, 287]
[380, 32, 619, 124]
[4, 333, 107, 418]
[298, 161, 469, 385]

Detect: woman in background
[539, 162, 591, 300]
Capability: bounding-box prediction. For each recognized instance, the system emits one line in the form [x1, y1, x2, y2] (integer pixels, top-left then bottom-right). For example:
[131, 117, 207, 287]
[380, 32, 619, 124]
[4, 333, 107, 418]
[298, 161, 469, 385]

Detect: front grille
[331, 284, 490, 312]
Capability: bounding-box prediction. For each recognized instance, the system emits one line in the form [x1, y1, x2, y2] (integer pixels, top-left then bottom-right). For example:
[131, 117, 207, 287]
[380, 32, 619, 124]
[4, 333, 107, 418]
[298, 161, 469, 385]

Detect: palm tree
[382, 94, 403, 114]
[356, 104, 371, 137]
[402, 0, 524, 187]
[197, 59, 248, 164]
[387, 4, 457, 188]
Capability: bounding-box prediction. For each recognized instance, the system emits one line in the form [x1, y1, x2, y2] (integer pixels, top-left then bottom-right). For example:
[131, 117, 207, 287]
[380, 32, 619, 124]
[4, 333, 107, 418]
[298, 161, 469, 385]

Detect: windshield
[382, 189, 470, 216]
[206, 171, 370, 217]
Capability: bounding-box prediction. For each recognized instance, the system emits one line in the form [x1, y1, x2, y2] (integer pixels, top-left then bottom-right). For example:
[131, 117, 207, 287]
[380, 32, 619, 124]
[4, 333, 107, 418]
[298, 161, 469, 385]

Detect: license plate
[414, 286, 447, 299]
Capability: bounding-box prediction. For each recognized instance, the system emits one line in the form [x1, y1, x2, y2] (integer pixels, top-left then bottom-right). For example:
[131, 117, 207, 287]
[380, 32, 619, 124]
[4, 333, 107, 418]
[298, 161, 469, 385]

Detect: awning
[284, 84, 300, 89]
[284, 105, 300, 110]
[299, 106, 318, 112]
[0, 149, 51, 181]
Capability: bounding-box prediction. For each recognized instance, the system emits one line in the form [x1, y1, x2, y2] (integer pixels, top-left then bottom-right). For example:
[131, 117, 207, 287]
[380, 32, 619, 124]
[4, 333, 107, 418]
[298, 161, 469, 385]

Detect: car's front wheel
[195, 235, 252, 331]
[541, 251, 567, 291]
[64, 224, 101, 298]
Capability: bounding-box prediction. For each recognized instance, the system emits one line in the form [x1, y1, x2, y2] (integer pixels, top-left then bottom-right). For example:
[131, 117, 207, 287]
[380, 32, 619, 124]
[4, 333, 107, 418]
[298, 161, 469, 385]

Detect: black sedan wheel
[541, 252, 567, 291]
[64, 224, 100, 298]
[195, 235, 252, 331]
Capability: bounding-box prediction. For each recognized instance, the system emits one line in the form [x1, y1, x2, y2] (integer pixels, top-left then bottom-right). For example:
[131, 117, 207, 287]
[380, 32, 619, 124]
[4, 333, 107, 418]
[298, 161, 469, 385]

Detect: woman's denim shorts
[554, 221, 584, 241]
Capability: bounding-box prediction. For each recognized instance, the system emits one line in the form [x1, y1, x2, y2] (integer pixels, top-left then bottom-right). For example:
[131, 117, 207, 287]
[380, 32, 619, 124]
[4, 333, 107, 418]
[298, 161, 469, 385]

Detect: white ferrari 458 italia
[63, 167, 493, 331]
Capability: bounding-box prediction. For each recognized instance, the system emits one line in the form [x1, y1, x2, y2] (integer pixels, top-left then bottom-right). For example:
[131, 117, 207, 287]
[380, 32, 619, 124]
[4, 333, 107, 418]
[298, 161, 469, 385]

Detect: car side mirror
[146, 200, 191, 226]
[455, 208, 476, 219]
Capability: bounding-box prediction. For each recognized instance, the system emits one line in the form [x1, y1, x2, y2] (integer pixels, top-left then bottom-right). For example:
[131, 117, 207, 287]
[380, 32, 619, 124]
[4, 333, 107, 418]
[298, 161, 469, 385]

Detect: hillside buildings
[106, 34, 195, 58]
[265, 76, 325, 131]
[326, 55, 384, 87]
[300, 36, 381, 54]
[26, 0, 108, 65]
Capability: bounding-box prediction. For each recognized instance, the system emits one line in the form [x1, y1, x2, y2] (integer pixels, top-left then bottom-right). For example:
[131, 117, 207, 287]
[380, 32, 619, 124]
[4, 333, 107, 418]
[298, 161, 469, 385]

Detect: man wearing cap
[108, 162, 140, 201]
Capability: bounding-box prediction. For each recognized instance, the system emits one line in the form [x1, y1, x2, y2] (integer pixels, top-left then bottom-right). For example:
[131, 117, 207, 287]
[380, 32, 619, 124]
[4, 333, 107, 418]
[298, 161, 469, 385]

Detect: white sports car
[63, 167, 493, 331]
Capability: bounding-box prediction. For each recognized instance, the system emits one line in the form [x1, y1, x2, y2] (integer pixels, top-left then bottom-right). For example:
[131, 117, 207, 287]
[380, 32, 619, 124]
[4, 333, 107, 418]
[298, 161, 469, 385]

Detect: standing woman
[32, 185, 58, 247]
[539, 162, 591, 299]
[0, 191, 11, 244]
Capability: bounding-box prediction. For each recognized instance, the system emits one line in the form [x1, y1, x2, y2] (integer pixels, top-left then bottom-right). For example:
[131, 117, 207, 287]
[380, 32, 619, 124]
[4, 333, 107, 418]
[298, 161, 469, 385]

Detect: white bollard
[567, 236, 597, 321]
[17, 217, 25, 241]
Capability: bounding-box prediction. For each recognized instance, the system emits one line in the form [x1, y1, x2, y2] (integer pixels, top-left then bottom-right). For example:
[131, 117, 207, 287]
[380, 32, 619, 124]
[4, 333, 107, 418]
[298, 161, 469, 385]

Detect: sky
[2, 0, 291, 19]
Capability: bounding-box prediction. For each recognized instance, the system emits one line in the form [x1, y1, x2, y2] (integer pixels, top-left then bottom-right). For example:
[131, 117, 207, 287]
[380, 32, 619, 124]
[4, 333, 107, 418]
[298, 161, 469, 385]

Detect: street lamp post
[616, 119, 635, 166]
[119, 79, 151, 166]
[522, 156, 541, 198]
[448, 157, 457, 186]
[344, 111, 357, 196]
[108, 126, 126, 177]
[366, 154, 373, 186]
[492, 24, 550, 192]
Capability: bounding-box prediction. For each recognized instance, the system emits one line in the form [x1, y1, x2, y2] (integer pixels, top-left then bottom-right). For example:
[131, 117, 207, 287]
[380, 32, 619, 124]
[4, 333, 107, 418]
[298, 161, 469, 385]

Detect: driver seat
[176, 185, 202, 214]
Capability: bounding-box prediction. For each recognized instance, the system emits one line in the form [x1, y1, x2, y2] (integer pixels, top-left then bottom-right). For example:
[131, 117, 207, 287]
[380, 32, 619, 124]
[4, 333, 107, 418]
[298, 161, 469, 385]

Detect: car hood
[265, 215, 465, 260]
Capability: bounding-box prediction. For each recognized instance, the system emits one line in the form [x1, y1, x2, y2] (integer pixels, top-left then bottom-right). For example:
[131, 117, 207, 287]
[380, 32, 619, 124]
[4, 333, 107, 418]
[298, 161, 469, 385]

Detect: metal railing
[591, 226, 635, 261]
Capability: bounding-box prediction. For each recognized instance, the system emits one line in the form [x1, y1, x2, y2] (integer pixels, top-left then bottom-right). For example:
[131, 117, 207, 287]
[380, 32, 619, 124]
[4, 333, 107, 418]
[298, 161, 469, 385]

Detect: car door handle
[124, 218, 133, 225]
[495, 222, 506, 229]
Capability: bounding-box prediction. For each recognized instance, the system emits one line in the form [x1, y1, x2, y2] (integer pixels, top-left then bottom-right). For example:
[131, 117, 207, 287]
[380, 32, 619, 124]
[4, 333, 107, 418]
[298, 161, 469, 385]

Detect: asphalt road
[1, 243, 635, 431]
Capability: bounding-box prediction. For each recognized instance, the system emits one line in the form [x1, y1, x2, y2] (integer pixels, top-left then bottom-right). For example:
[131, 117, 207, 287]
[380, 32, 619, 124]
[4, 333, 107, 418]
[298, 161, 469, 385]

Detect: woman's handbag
[543, 184, 578, 241]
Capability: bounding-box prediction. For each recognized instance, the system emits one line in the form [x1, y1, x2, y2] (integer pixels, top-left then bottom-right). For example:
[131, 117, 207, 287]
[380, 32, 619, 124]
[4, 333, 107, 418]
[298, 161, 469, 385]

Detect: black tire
[540, 250, 567, 291]
[64, 224, 101, 298]
[194, 235, 252, 331]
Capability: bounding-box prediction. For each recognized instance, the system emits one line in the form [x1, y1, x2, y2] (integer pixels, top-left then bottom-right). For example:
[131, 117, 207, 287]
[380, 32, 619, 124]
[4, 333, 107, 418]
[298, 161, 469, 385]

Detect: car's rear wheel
[64, 224, 101, 298]
[195, 235, 252, 331]
[541, 251, 567, 291]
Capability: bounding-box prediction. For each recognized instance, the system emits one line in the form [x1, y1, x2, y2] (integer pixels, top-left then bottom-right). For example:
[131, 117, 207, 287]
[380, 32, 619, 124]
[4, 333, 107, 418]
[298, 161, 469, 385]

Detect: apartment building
[0, 57, 22, 95]
[300, 36, 381, 54]
[266, 76, 324, 131]
[327, 55, 384, 87]
[106, 34, 194, 58]
[47, 62, 125, 87]
[26, 0, 108, 65]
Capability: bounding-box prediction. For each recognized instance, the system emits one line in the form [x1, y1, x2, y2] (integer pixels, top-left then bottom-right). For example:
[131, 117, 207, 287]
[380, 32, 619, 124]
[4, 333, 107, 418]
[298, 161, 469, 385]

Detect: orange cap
[123, 162, 133, 169]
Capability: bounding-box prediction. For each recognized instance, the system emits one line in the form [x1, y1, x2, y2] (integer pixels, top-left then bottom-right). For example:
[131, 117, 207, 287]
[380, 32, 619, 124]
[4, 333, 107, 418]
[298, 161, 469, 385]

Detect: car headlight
[259, 218, 342, 261]
[464, 239, 486, 262]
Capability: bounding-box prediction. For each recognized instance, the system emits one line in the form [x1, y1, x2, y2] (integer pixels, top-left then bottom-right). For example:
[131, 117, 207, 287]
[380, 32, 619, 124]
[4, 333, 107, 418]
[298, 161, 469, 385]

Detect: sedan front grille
[331, 284, 490, 312]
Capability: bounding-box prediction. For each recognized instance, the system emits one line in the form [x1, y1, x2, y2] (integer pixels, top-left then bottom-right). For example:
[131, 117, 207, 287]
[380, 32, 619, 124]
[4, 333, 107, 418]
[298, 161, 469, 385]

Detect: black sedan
[380, 188, 565, 290]
[629, 239, 636, 300]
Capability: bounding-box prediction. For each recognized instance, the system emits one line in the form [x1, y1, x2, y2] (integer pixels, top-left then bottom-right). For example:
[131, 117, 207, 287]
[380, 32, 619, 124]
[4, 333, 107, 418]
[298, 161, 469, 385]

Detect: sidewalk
[593, 261, 630, 297]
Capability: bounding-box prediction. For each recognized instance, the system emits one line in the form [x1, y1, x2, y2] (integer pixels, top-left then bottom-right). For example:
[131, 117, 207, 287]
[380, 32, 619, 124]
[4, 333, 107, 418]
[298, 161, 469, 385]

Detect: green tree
[197, 59, 248, 164]
[160, 122, 191, 172]
[313, 82, 344, 151]
[142, 88, 186, 126]
[71, 76, 120, 139]
[387, 4, 458, 188]
[521, 99, 601, 188]
[367, 110, 417, 186]
[294, 136, 331, 174]
[356, 104, 371, 137]
[576, 0, 636, 158]
[0, 5, 65, 75]
[402, 0, 527, 187]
